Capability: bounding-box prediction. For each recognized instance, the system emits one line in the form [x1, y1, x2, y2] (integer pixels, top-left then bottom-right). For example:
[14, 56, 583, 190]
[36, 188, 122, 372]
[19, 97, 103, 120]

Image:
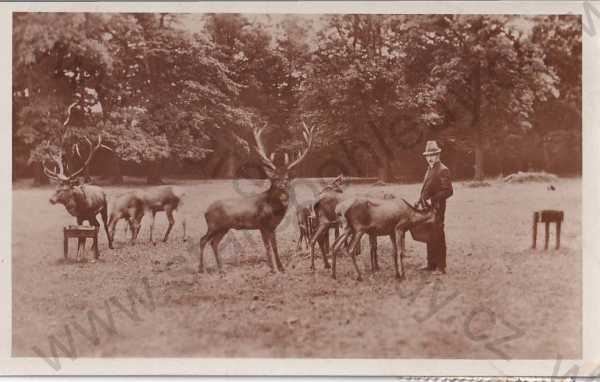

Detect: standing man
[418, 140, 453, 275]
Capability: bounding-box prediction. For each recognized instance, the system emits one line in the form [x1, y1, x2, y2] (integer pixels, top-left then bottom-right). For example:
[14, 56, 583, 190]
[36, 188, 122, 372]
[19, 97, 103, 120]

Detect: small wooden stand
[63, 225, 99, 259]
[532, 210, 564, 250]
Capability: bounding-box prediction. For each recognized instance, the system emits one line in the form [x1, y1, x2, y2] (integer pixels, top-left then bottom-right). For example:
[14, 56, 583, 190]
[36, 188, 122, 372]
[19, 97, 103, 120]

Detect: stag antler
[286, 121, 315, 171]
[63, 101, 78, 126]
[42, 148, 69, 182]
[252, 123, 277, 171]
[69, 136, 111, 179]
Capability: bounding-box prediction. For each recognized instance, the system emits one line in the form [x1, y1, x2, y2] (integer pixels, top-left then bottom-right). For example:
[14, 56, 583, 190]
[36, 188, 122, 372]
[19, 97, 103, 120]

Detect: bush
[463, 181, 492, 188]
[503, 171, 559, 184]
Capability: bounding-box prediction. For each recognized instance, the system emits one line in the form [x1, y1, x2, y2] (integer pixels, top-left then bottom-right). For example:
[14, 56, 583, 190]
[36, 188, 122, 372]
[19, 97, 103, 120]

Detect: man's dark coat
[419, 161, 453, 270]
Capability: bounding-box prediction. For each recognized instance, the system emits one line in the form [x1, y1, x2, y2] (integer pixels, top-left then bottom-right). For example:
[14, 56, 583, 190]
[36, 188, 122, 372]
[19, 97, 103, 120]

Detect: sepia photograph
[3, 1, 597, 376]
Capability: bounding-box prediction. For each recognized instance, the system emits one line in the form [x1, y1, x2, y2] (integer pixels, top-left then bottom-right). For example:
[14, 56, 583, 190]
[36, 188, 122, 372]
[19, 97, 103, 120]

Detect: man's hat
[422, 140, 442, 156]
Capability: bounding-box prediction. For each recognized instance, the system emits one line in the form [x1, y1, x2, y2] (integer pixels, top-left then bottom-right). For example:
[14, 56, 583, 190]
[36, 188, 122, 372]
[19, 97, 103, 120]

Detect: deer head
[402, 198, 437, 225]
[252, 121, 315, 192]
[43, 136, 110, 207]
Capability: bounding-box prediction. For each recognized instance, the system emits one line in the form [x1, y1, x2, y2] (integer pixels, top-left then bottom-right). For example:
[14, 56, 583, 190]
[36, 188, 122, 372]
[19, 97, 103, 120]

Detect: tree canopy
[13, 13, 582, 184]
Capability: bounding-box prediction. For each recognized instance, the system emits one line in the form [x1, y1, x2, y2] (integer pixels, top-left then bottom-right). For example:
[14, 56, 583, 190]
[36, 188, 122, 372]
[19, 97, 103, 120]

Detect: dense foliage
[13, 13, 581, 184]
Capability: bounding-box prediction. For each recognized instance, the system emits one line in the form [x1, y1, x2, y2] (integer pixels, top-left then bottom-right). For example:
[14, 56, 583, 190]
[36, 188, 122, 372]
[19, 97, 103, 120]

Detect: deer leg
[270, 232, 285, 272]
[373, 234, 380, 269]
[90, 216, 101, 259]
[162, 206, 175, 242]
[331, 230, 350, 280]
[369, 234, 378, 272]
[210, 229, 228, 274]
[309, 224, 328, 270]
[296, 225, 305, 251]
[260, 229, 275, 272]
[128, 219, 136, 242]
[390, 230, 403, 280]
[180, 212, 187, 242]
[108, 215, 120, 245]
[100, 201, 112, 249]
[400, 231, 406, 279]
[348, 232, 364, 281]
[306, 218, 314, 250]
[148, 210, 157, 245]
[198, 229, 216, 273]
[321, 229, 331, 269]
[133, 210, 144, 242]
[76, 217, 85, 261]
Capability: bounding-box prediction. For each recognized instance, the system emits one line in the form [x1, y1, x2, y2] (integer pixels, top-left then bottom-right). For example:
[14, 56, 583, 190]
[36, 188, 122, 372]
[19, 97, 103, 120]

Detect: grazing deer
[331, 198, 436, 281]
[295, 175, 344, 251]
[198, 122, 314, 274]
[43, 136, 113, 259]
[308, 180, 391, 270]
[308, 177, 347, 270]
[107, 191, 144, 243]
[107, 186, 187, 244]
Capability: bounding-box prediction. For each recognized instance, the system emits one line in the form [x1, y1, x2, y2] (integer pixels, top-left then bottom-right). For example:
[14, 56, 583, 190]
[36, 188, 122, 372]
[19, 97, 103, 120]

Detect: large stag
[43, 136, 113, 259]
[198, 122, 314, 273]
[295, 174, 344, 252]
[107, 186, 187, 244]
[331, 198, 436, 281]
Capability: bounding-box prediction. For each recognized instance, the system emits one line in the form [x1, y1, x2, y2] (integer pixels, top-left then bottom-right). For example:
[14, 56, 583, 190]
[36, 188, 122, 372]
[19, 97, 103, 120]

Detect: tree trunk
[375, 154, 393, 183]
[32, 163, 49, 186]
[223, 153, 237, 179]
[474, 145, 484, 181]
[471, 61, 484, 181]
[108, 154, 123, 184]
[146, 162, 163, 185]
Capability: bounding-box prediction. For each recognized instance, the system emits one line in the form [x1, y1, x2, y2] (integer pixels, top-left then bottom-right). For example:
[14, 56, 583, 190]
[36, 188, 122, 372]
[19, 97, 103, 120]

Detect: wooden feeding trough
[532, 210, 564, 250]
[63, 225, 100, 259]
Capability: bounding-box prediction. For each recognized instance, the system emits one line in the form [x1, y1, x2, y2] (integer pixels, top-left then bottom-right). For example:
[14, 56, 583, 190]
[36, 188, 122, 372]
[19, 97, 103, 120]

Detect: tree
[13, 13, 251, 184]
[531, 15, 582, 174]
[13, 13, 117, 184]
[411, 15, 560, 180]
[301, 15, 443, 182]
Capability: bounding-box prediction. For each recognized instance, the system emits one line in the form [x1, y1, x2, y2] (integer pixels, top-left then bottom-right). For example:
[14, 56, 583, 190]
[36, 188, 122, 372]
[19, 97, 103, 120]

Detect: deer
[308, 179, 393, 271]
[295, 174, 344, 252]
[330, 197, 437, 281]
[107, 186, 187, 245]
[197, 122, 314, 274]
[43, 136, 113, 260]
[308, 176, 347, 270]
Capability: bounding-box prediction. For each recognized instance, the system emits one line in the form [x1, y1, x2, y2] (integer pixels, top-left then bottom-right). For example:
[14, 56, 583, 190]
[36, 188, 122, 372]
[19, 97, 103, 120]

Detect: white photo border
[1, 1, 598, 376]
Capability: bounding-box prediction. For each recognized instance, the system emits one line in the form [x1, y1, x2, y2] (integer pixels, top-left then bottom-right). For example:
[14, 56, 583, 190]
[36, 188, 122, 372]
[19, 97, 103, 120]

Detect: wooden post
[63, 228, 68, 259]
[93, 233, 99, 259]
[544, 221, 550, 250]
[532, 212, 539, 249]
[556, 221, 562, 250]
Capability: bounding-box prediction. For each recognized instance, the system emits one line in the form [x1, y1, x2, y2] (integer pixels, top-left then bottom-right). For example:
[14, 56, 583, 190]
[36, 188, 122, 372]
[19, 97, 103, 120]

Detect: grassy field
[12, 178, 581, 360]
